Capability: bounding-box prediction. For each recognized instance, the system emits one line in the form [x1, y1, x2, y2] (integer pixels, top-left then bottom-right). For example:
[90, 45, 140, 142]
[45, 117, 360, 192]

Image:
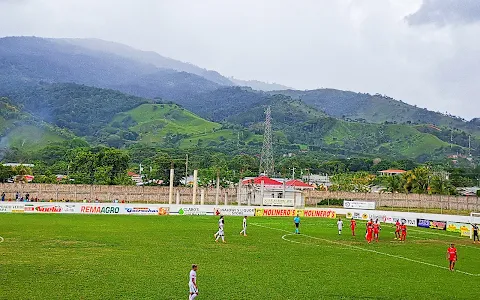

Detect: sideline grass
[0, 214, 479, 299]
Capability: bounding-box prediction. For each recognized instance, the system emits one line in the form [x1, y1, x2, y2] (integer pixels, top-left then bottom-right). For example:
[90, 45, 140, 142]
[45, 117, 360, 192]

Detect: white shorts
[218, 229, 224, 236]
[189, 282, 198, 294]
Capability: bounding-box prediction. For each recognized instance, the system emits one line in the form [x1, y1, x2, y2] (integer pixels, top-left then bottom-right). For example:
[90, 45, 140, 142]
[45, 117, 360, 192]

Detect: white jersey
[219, 219, 224, 230]
[337, 220, 343, 229]
[189, 270, 196, 284]
[242, 217, 247, 228]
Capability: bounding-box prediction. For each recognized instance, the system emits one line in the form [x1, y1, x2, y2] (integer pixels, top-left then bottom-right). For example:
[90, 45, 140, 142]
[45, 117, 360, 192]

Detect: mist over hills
[0, 36, 478, 161]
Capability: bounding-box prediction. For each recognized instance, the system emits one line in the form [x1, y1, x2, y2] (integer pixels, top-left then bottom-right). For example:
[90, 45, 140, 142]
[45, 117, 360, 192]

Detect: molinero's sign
[80, 206, 120, 214]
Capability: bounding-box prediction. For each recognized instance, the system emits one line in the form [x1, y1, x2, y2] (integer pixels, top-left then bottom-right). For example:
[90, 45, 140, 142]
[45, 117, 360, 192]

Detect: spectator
[15, 191, 19, 201]
[20, 196, 24, 202]
[1, 192, 5, 202]
[25, 193, 30, 202]
[83, 198, 87, 203]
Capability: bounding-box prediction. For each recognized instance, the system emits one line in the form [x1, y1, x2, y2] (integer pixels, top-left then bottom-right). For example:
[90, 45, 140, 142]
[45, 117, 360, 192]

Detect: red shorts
[374, 230, 379, 234]
[449, 256, 456, 262]
[401, 232, 406, 236]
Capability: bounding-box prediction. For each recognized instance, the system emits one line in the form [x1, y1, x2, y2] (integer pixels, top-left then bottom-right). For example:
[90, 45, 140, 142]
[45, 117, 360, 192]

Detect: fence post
[192, 170, 198, 205]
[200, 189, 205, 205]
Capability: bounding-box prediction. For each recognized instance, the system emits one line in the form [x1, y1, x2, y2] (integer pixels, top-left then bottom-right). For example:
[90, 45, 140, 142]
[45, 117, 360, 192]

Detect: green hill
[104, 103, 263, 149]
[223, 97, 458, 160]
[0, 98, 73, 153]
[272, 89, 479, 136]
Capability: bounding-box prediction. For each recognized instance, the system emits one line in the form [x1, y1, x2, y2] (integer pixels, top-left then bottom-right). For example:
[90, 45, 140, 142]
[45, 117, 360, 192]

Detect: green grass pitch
[1, 214, 479, 299]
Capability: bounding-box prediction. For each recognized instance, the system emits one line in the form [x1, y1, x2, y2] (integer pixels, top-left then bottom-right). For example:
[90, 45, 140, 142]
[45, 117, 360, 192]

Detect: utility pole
[292, 167, 295, 179]
[185, 154, 189, 186]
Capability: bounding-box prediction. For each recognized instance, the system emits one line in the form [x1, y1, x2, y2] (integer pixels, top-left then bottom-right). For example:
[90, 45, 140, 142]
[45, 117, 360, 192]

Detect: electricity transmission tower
[260, 106, 274, 177]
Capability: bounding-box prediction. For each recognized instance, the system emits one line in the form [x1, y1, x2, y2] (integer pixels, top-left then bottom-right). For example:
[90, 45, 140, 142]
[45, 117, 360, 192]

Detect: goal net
[469, 212, 480, 239]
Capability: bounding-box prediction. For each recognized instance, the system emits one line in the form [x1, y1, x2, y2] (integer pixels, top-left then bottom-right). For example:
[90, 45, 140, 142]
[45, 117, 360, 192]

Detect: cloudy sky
[0, 0, 479, 119]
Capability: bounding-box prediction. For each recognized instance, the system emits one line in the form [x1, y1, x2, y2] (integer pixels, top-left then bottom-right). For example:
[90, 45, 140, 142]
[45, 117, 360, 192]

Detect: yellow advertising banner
[255, 208, 336, 218]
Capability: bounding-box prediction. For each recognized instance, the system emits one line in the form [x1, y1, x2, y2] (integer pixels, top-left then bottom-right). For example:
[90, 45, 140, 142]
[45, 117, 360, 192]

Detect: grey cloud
[406, 0, 480, 26]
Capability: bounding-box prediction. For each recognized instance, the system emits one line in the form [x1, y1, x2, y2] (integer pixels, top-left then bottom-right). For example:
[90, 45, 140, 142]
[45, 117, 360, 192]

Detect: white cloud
[0, 0, 479, 119]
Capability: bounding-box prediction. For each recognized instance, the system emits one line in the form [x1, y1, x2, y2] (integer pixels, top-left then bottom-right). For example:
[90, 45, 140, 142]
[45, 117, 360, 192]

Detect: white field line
[408, 228, 480, 251]
[251, 222, 480, 277]
[0, 236, 4, 243]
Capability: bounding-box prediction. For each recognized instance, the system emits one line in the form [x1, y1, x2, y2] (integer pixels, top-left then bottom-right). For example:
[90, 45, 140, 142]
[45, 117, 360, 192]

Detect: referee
[294, 214, 300, 234]
[473, 224, 479, 243]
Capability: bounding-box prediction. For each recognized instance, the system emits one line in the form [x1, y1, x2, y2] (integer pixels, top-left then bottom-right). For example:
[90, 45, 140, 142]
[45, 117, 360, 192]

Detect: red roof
[128, 172, 139, 177]
[286, 180, 314, 188]
[242, 176, 283, 186]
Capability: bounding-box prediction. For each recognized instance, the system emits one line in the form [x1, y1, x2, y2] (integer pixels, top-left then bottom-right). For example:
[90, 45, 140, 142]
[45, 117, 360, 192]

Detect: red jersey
[447, 247, 457, 261]
[367, 224, 374, 233]
[373, 223, 380, 233]
[350, 220, 356, 229]
[395, 221, 401, 232]
[401, 224, 407, 233]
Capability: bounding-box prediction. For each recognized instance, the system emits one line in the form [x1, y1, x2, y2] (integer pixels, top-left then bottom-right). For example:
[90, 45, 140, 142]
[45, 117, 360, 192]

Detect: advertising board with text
[345, 210, 417, 226]
[262, 198, 294, 207]
[214, 207, 255, 216]
[0, 203, 25, 213]
[417, 219, 446, 230]
[446, 222, 472, 236]
[169, 205, 214, 216]
[255, 208, 336, 218]
[343, 200, 375, 210]
[124, 206, 169, 215]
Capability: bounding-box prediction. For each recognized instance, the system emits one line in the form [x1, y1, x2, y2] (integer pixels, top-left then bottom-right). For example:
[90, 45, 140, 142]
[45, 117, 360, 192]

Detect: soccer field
[1, 214, 479, 299]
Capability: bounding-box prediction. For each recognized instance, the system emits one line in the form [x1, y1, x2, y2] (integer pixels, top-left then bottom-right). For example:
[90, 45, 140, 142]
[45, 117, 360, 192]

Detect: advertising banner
[417, 219, 446, 230]
[262, 198, 294, 207]
[447, 222, 472, 235]
[25, 204, 64, 213]
[389, 217, 417, 227]
[169, 205, 214, 216]
[0, 203, 25, 213]
[214, 207, 255, 216]
[303, 209, 336, 218]
[255, 208, 336, 218]
[124, 206, 169, 215]
[255, 208, 300, 217]
[343, 200, 375, 210]
[80, 205, 121, 214]
[346, 210, 417, 226]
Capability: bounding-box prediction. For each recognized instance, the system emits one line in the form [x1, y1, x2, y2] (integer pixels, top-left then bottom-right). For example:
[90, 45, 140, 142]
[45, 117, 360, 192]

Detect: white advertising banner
[345, 210, 417, 227]
[262, 198, 294, 207]
[343, 200, 375, 210]
[124, 205, 169, 215]
[0, 202, 25, 213]
[213, 206, 255, 216]
[169, 205, 215, 216]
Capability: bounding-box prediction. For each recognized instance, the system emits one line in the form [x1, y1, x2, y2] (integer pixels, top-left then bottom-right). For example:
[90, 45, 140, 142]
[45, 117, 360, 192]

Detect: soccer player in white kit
[189, 264, 198, 300]
[215, 216, 226, 243]
[337, 218, 343, 235]
[214, 216, 224, 239]
[240, 216, 247, 236]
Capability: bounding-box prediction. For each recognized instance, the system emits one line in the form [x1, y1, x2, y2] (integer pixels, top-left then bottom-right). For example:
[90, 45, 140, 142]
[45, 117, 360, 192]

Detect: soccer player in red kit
[394, 220, 401, 240]
[400, 222, 407, 241]
[446, 243, 457, 271]
[373, 219, 381, 242]
[366, 221, 374, 243]
[350, 219, 357, 236]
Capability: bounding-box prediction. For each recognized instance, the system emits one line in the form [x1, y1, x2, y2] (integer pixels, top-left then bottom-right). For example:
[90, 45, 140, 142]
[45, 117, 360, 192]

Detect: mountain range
[0, 36, 478, 162]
